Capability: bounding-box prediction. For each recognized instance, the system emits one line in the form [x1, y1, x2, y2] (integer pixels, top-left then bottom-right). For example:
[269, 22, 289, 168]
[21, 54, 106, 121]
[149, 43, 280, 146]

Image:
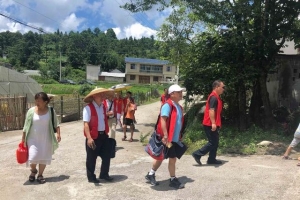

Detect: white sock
[149, 169, 156, 175]
[170, 176, 176, 181]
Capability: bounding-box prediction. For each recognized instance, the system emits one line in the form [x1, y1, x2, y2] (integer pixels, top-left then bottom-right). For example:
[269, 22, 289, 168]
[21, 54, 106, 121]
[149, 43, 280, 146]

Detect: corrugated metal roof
[125, 57, 170, 65]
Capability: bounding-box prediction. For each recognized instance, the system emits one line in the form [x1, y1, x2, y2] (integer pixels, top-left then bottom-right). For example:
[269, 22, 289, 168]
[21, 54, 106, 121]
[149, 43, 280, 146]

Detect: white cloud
[0, 0, 170, 39]
[117, 23, 157, 39]
[61, 13, 85, 32]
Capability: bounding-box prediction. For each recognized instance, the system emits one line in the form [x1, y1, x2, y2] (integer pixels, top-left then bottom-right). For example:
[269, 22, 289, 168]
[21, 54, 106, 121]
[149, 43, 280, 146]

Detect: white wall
[279, 40, 298, 55]
[104, 76, 123, 82]
[86, 65, 100, 81]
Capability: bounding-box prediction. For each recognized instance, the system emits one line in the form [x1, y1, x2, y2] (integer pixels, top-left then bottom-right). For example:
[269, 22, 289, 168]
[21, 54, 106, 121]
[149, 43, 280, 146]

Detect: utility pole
[176, 50, 179, 85]
[59, 51, 62, 81]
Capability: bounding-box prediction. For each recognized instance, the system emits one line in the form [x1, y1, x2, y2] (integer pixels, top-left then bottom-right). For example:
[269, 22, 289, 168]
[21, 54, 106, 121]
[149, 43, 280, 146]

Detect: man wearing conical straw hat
[82, 87, 115, 183]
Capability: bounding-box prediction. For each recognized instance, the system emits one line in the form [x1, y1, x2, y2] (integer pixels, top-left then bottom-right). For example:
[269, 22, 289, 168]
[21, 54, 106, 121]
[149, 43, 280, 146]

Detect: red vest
[114, 98, 123, 114]
[84, 103, 109, 139]
[202, 91, 223, 127]
[156, 99, 184, 142]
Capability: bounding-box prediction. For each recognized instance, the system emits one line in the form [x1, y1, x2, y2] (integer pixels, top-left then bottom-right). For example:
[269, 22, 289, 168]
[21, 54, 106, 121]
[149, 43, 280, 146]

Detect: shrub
[79, 84, 93, 96]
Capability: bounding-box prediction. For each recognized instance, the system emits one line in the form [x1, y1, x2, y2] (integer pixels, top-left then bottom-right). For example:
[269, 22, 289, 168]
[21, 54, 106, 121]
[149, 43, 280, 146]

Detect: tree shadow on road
[149, 176, 194, 191]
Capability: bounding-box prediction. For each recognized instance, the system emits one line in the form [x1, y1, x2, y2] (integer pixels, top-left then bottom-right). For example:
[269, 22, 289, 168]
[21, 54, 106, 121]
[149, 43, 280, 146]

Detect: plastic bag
[16, 141, 28, 164]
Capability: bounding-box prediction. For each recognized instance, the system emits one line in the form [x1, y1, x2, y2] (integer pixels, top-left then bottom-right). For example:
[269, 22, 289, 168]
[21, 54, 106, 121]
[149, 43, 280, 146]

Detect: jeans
[193, 125, 219, 162]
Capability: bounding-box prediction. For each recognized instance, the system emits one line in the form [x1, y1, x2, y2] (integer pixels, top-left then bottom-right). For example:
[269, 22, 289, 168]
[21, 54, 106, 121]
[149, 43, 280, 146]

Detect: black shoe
[207, 160, 222, 165]
[145, 173, 159, 186]
[99, 174, 114, 181]
[192, 153, 202, 165]
[88, 178, 100, 183]
[169, 177, 184, 189]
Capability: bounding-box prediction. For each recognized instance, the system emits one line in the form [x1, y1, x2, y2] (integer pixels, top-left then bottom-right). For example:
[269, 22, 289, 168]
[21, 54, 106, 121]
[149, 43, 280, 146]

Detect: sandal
[282, 155, 291, 160]
[122, 136, 127, 141]
[129, 138, 133, 142]
[29, 169, 38, 182]
[37, 175, 46, 184]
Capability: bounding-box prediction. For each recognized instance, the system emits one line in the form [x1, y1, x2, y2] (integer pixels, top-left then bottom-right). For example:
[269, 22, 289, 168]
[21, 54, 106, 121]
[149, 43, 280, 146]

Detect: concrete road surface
[0, 101, 300, 200]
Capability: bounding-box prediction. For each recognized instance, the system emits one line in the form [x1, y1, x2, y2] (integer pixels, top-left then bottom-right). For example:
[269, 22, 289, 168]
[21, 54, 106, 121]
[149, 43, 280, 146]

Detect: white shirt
[83, 101, 105, 131]
[106, 99, 114, 113]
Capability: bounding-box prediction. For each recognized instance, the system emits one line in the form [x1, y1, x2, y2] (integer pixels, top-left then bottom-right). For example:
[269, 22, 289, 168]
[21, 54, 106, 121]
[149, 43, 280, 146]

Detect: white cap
[168, 84, 186, 94]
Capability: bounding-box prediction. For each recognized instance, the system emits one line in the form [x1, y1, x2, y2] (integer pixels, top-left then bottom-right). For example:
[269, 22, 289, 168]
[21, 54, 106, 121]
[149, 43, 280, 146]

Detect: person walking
[22, 92, 61, 184]
[145, 84, 185, 189]
[192, 80, 225, 165]
[114, 92, 124, 129]
[122, 97, 136, 142]
[83, 88, 115, 183]
[160, 88, 169, 105]
[104, 94, 116, 139]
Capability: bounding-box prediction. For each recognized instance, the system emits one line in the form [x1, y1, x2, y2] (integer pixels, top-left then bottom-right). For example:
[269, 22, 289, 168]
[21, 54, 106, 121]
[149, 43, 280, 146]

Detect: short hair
[34, 92, 50, 103]
[126, 91, 132, 95]
[212, 80, 223, 89]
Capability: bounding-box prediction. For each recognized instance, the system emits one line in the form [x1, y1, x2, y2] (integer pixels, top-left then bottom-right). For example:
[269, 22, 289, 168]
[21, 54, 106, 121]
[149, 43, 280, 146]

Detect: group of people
[21, 80, 226, 189]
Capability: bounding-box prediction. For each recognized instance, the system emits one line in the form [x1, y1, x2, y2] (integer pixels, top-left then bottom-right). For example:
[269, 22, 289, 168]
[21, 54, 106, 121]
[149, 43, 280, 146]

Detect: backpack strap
[50, 107, 56, 133]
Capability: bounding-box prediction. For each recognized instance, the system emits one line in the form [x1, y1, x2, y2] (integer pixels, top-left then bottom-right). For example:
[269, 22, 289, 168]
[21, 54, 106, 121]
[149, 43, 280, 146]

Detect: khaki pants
[107, 117, 116, 139]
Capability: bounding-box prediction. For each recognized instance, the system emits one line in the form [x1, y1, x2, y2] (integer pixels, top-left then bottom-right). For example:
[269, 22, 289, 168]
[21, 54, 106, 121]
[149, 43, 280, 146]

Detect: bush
[79, 84, 93, 96]
[30, 75, 58, 84]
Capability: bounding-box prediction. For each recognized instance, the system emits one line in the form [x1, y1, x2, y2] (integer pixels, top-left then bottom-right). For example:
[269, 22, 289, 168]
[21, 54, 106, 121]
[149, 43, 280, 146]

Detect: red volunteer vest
[114, 98, 123, 114]
[202, 91, 223, 127]
[156, 99, 184, 142]
[84, 103, 109, 139]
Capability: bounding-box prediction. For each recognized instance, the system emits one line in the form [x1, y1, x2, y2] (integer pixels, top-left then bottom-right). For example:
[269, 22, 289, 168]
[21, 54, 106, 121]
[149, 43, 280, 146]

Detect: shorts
[164, 142, 178, 159]
[290, 137, 300, 147]
[124, 118, 134, 126]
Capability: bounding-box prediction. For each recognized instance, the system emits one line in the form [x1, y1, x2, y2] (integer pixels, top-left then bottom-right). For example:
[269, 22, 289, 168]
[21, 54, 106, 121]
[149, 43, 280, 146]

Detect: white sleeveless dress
[27, 110, 53, 166]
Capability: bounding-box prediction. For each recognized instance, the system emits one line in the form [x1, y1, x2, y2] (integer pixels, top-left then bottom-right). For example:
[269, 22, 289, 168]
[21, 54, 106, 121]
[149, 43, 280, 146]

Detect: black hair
[212, 80, 223, 89]
[126, 91, 132, 95]
[34, 92, 50, 104]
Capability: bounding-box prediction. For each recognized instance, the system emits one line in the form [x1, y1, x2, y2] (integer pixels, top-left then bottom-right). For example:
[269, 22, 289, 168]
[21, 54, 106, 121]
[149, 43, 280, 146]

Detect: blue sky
[0, 0, 173, 39]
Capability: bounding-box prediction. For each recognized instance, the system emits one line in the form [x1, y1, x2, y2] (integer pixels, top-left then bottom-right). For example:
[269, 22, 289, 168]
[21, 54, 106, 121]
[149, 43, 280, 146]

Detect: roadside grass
[140, 132, 151, 146]
[42, 82, 167, 96]
[183, 121, 297, 156]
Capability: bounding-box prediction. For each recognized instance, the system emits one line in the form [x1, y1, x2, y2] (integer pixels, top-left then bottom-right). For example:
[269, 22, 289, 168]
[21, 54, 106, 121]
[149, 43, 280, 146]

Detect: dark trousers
[86, 133, 111, 181]
[193, 125, 219, 162]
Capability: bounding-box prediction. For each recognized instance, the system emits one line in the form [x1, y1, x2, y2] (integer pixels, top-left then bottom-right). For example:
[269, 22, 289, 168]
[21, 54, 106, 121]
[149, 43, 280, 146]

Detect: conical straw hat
[83, 88, 114, 103]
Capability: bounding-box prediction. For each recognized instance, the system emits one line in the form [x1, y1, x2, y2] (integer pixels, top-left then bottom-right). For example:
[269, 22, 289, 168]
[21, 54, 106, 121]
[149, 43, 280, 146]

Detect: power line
[0, 12, 49, 34]
[11, 0, 60, 25]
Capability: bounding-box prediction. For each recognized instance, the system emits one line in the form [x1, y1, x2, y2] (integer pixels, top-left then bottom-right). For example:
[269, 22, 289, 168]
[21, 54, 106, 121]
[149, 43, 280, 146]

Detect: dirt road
[0, 101, 300, 200]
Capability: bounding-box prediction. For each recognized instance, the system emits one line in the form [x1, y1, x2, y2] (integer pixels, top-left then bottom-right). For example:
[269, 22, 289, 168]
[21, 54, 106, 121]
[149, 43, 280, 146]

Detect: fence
[0, 88, 161, 132]
[0, 96, 27, 132]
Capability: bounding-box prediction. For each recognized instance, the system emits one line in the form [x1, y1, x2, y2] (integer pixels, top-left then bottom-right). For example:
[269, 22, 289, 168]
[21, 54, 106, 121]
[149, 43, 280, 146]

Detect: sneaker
[207, 160, 222, 165]
[192, 153, 202, 165]
[169, 177, 184, 189]
[145, 173, 159, 186]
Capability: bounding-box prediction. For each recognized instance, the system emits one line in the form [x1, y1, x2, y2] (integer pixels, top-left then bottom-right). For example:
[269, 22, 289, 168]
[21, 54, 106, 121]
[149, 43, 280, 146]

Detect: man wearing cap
[145, 84, 185, 189]
[83, 88, 114, 183]
[192, 80, 225, 165]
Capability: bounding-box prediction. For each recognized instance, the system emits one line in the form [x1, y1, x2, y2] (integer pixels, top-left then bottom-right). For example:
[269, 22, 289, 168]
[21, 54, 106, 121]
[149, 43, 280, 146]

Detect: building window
[167, 66, 171, 72]
[130, 64, 136, 69]
[130, 75, 135, 80]
[153, 76, 159, 82]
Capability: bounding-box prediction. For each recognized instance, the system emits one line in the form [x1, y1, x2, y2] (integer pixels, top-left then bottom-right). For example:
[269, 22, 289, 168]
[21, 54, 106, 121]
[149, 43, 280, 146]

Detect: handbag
[16, 141, 28, 164]
[108, 138, 116, 158]
[144, 132, 165, 160]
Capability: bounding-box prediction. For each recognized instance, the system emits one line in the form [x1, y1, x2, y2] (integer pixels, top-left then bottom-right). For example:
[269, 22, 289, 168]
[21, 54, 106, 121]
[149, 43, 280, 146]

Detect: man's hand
[87, 138, 95, 149]
[211, 124, 217, 131]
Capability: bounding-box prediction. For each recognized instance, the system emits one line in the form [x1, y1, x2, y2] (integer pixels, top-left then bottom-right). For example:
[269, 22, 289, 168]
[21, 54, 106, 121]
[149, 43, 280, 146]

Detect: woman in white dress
[22, 92, 61, 184]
